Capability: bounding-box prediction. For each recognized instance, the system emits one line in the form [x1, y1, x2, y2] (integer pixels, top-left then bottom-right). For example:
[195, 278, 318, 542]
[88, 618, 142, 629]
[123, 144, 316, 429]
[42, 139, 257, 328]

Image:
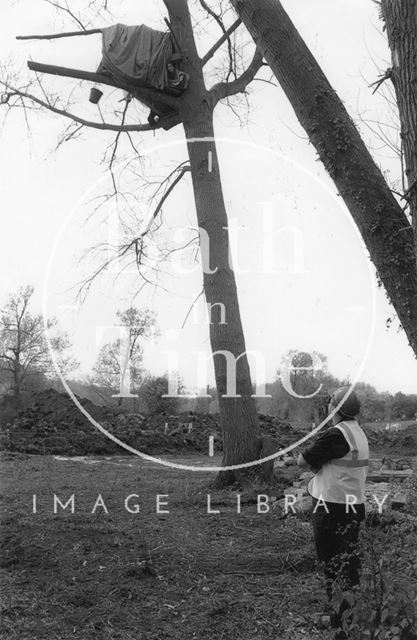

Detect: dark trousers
[312, 501, 365, 628]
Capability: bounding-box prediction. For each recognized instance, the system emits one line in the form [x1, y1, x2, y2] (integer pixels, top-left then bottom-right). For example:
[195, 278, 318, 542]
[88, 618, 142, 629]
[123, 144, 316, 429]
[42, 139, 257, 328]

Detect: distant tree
[138, 374, 184, 415]
[281, 350, 329, 398]
[355, 382, 392, 423]
[255, 350, 347, 425]
[392, 392, 417, 421]
[92, 307, 157, 401]
[275, 350, 336, 426]
[0, 286, 78, 406]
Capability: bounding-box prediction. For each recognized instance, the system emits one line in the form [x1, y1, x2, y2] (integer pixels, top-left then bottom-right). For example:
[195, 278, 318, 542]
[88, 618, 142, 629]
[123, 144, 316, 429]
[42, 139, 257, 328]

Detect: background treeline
[1, 288, 416, 426]
[196, 351, 417, 426]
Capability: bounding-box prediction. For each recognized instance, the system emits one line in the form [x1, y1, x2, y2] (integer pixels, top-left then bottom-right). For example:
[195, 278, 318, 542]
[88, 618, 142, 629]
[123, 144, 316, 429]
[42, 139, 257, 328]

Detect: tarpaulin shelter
[97, 23, 183, 92]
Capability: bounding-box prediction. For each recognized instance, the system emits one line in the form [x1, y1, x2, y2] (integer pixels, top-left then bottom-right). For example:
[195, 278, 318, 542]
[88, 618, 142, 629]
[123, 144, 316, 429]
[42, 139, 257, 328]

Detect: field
[0, 452, 337, 640]
[1, 449, 416, 640]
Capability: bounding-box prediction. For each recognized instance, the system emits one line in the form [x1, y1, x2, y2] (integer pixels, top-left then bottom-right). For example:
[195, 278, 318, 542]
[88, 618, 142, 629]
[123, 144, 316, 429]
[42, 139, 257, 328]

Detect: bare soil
[0, 453, 333, 640]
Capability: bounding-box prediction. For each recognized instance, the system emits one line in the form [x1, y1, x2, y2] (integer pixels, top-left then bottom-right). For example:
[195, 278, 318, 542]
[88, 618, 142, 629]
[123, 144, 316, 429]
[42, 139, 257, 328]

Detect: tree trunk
[183, 114, 262, 486]
[165, 0, 261, 486]
[12, 358, 21, 409]
[381, 0, 417, 270]
[230, 0, 417, 358]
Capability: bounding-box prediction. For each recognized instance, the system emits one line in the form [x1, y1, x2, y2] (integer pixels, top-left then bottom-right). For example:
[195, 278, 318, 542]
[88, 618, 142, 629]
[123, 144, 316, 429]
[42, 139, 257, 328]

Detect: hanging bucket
[89, 87, 103, 104]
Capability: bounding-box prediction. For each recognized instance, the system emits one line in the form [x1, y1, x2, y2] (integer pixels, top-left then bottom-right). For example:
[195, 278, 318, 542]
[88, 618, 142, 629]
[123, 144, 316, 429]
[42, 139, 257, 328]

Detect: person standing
[297, 387, 369, 639]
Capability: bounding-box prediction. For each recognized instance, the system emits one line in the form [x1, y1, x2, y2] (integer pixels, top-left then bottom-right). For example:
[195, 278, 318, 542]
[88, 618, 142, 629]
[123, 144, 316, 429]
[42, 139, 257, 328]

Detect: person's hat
[329, 386, 360, 418]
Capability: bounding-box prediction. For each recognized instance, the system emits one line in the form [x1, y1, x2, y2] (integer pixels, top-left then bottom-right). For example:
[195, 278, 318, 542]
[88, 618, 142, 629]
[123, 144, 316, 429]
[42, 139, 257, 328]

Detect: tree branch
[201, 18, 242, 67]
[17, 28, 102, 41]
[199, 0, 235, 77]
[54, 123, 84, 150]
[15, 60, 182, 130]
[76, 162, 192, 300]
[27, 61, 180, 112]
[0, 81, 162, 132]
[199, 0, 227, 33]
[107, 96, 133, 195]
[138, 164, 191, 239]
[0, 354, 15, 364]
[210, 49, 264, 103]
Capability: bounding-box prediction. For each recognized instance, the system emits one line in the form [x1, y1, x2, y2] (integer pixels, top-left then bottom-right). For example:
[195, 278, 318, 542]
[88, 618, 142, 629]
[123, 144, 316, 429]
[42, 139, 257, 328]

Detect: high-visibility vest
[308, 420, 369, 504]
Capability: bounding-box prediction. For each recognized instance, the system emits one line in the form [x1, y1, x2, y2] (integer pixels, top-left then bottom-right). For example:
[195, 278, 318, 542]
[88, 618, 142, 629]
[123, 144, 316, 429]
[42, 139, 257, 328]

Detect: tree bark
[381, 0, 417, 270]
[165, 0, 261, 486]
[230, 0, 417, 358]
[184, 114, 262, 486]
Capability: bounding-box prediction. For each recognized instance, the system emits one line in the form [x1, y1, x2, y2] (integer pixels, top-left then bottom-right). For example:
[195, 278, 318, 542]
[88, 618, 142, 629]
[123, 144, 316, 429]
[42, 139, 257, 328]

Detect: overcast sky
[1, 0, 416, 395]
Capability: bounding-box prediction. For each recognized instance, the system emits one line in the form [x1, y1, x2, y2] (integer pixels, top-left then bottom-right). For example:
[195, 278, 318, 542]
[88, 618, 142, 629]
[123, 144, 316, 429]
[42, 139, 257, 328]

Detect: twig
[108, 96, 132, 194]
[43, 0, 87, 31]
[182, 289, 204, 329]
[138, 165, 191, 239]
[253, 78, 278, 88]
[369, 69, 392, 94]
[54, 123, 84, 150]
[221, 570, 283, 575]
[249, 604, 280, 629]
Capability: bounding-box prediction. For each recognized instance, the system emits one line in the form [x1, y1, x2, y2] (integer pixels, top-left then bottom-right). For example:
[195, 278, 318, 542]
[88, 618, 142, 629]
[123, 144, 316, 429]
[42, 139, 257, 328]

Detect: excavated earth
[0, 389, 306, 457]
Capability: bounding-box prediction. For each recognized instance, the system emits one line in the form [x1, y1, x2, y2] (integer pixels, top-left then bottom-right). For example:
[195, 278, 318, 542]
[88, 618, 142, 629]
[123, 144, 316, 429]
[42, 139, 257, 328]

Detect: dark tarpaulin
[97, 23, 174, 91]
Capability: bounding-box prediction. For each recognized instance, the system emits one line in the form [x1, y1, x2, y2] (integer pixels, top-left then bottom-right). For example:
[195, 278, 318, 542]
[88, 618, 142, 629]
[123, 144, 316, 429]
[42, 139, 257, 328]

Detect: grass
[0, 452, 336, 640]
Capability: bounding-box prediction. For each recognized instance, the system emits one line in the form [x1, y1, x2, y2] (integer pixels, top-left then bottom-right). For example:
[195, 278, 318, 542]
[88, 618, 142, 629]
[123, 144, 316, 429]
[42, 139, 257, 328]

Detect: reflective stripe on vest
[331, 422, 369, 467]
[332, 458, 369, 467]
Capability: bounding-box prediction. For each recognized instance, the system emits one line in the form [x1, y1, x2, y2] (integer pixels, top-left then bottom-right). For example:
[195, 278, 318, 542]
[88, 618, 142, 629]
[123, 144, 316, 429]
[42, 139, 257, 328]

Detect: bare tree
[0, 286, 77, 406]
[92, 307, 156, 401]
[229, 0, 417, 358]
[1, 0, 269, 486]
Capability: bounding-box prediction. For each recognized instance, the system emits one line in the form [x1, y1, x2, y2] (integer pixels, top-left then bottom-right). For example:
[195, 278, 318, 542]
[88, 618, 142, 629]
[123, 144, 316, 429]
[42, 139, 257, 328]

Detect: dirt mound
[366, 422, 417, 455]
[0, 389, 300, 456]
[387, 424, 417, 455]
[27, 388, 107, 421]
[366, 428, 391, 448]
[0, 389, 113, 455]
